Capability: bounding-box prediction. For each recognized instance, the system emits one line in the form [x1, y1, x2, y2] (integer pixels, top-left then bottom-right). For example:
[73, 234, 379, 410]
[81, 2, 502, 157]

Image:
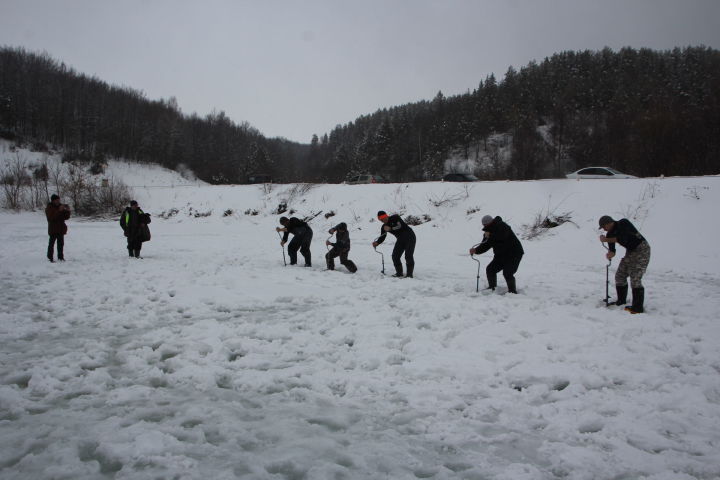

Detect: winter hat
[598, 215, 614, 228]
[481, 215, 494, 226]
[50, 194, 59, 201]
[377, 211, 388, 221]
[130, 200, 138, 206]
[279, 216, 289, 225]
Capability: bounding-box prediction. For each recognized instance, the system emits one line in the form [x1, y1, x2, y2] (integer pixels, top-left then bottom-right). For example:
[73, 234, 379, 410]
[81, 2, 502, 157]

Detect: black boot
[625, 287, 644, 314]
[128, 248, 134, 257]
[506, 278, 517, 294]
[134, 249, 141, 258]
[406, 263, 414, 278]
[614, 285, 628, 306]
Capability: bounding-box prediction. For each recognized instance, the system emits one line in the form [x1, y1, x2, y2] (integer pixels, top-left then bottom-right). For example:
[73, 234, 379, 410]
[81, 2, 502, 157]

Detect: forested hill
[0, 46, 307, 184]
[2, 46, 719, 184]
[306, 46, 720, 182]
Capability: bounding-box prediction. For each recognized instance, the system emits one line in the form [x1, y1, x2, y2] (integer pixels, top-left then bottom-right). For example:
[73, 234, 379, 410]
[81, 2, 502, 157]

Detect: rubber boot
[625, 287, 644, 314]
[128, 247, 134, 257]
[326, 252, 334, 270]
[506, 277, 517, 294]
[343, 260, 357, 273]
[406, 263, 414, 278]
[134, 249, 141, 258]
[614, 285, 628, 306]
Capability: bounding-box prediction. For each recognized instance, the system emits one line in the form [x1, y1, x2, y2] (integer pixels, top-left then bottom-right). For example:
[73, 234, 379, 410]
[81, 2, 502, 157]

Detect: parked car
[565, 167, 637, 179]
[346, 174, 385, 184]
[442, 173, 479, 182]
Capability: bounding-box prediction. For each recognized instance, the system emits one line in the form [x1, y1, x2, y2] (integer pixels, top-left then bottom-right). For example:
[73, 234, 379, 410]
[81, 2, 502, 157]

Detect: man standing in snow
[277, 216, 313, 267]
[469, 215, 524, 293]
[372, 211, 416, 278]
[325, 222, 357, 273]
[120, 200, 151, 258]
[45, 194, 71, 262]
[599, 215, 650, 314]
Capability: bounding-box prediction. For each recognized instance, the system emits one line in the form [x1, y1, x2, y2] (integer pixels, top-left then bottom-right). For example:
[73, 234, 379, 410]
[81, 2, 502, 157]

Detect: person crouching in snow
[372, 210, 416, 278]
[277, 216, 313, 267]
[599, 215, 650, 314]
[325, 222, 357, 273]
[469, 215, 524, 293]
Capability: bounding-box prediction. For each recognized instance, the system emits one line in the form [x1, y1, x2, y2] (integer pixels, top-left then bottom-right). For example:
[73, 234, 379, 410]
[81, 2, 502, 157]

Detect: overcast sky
[2, 0, 719, 143]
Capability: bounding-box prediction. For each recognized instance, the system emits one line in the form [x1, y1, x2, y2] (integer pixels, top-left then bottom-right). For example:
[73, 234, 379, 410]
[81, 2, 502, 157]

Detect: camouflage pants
[615, 241, 650, 289]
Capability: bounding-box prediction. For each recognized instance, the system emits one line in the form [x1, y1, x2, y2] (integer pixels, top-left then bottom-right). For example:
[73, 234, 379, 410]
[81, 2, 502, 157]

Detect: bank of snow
[1, 174, 719, 480]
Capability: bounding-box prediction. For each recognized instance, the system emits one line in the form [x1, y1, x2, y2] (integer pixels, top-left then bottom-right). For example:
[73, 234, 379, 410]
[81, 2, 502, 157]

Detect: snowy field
[1, 163, 720, 479]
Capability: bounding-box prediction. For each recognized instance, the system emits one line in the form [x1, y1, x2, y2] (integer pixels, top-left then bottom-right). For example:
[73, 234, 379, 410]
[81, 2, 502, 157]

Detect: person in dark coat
[120, 200, 151, 258]
[277, 216, 313, 266]
[325, 222, 357, 273]
[372, 210, 416, 278]
[469, 215, 524, 293]
[599, 215, 650, 314]
[45, 194, 71, 262]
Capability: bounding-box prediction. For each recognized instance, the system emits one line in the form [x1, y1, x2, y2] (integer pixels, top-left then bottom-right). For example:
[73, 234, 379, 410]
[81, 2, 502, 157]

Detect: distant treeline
[1, 46, 719, 183]
[0, 46, 306, 183]
[307, 46, 720, 182]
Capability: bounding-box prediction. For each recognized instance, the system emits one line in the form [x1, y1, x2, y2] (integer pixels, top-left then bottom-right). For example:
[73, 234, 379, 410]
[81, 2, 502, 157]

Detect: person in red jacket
[45, 194, 71, 262]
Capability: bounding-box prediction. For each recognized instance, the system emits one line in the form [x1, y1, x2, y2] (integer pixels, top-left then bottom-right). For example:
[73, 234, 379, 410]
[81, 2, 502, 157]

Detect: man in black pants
[120, 200, 151, 258]
[372, 211, 416, 278]
[326, 222, 357, 273]
[469, 215, 524, 293]
[277, 216, 313, 267]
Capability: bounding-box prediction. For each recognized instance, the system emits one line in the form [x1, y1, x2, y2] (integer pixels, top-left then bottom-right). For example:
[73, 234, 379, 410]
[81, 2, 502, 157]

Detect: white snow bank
[1, 164, 719, 479]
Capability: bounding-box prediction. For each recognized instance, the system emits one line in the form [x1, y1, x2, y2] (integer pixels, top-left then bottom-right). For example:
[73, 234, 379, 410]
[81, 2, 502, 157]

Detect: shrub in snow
[522, 212, 574, 240]
[684, 185, 709, 200]
[405, 214, 431, 226]
[466, 206, 482, 215]
[158, 208, 179, 219]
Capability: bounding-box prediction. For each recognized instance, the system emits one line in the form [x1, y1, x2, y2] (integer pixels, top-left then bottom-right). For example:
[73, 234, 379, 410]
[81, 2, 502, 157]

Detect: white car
[566, 167, 637, 179]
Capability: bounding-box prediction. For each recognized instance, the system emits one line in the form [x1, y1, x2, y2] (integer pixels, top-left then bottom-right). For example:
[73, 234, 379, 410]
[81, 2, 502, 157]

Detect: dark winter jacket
[606, 218, 646, 253]
[329, 223, 351, 250]
[474, 216, 524, 259]
[121, 207, 151, 241]
[376, 214, 414, 245]
[45, 202, 71, 235]
[282, 217, 312, 242]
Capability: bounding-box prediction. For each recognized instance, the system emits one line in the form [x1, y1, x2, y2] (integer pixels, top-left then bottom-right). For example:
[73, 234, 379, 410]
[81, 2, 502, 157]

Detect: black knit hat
[598, 215, 614, 228]
[50, 194, 60, 201]
[279, 216, 289, 225]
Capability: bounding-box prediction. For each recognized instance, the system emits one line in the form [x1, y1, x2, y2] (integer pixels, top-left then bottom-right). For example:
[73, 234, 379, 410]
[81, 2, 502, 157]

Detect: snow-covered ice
[1, 165, 719, 479]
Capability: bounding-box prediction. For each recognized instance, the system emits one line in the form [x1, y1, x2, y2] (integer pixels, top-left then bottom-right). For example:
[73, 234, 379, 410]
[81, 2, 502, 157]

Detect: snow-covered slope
[1, 160, 719, 479]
